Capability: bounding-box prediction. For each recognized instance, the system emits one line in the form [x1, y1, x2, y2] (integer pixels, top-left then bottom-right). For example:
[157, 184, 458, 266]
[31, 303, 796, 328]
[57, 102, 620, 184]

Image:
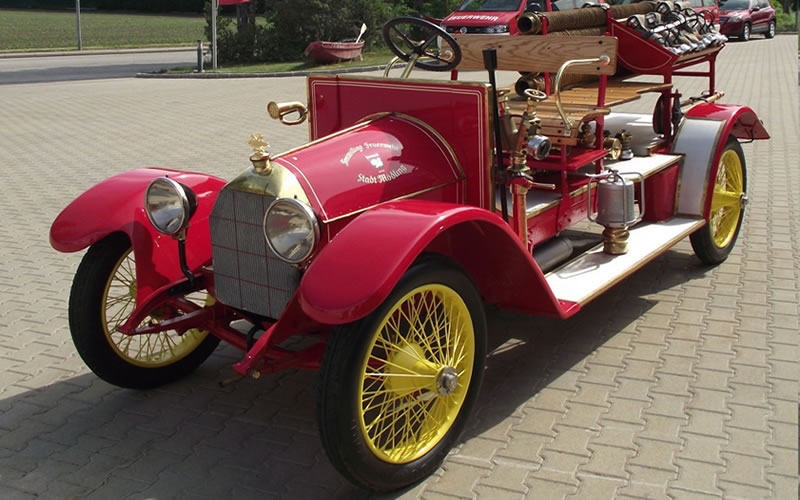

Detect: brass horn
[266, 101, 308, 126]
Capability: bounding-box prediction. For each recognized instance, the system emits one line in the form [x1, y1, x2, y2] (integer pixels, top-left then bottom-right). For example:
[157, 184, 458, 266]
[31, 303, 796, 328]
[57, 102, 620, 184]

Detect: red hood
[273, 114, 463, 223]
[719, 9, 748, 15]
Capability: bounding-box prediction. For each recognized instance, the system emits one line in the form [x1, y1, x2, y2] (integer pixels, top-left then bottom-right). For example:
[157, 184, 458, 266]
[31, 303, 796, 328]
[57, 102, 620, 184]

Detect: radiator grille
[209, 188, 300, 318]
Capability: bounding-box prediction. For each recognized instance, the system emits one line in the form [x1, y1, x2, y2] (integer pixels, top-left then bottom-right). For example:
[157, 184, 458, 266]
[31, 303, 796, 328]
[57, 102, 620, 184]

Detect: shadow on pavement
[0, 249, 711, 499]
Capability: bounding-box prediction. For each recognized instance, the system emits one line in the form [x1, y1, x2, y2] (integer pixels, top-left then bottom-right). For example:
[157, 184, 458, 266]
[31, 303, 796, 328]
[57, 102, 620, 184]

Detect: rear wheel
[317, 258, 487, 491]
[69, 233, 219, 389]
[690, 137, 747, 265]
[766, 20, 776, 38]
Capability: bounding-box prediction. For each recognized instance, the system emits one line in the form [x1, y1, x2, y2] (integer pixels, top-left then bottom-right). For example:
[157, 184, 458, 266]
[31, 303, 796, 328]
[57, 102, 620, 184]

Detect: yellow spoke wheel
[68, 233, 219, 389]
[359, 284, 475, 464]
[102, 247, 210, 368]
[318, 259, 486, 492]
[690, 137, 747, 265]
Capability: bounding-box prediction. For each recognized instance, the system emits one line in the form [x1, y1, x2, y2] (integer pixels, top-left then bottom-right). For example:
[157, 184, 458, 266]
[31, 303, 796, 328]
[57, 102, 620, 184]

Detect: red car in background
[441, 0, 594, 35]
[687, 0, 721, 24]
[719, 0, 777, 40]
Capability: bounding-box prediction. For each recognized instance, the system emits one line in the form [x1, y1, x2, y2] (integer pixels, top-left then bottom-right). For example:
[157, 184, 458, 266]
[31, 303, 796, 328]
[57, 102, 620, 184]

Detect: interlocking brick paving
[0, 35, 796, 499]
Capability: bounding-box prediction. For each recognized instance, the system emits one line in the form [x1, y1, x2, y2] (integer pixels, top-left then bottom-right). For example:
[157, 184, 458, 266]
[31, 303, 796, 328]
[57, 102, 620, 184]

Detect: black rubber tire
[317, 256, 487, 491]
[689, 137, 747, 265]
[765, 20, 776, 38]
[68, 232, 220, 389]
[741, 23, 751, 41]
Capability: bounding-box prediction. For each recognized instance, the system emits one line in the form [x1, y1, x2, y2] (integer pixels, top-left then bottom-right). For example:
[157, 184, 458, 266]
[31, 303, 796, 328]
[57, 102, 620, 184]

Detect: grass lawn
[0, 9, 205, 51]
[1, 8, 392, 73]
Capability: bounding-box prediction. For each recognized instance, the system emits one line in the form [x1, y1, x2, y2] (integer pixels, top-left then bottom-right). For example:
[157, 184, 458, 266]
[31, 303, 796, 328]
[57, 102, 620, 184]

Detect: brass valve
[511, 88, 551, 166]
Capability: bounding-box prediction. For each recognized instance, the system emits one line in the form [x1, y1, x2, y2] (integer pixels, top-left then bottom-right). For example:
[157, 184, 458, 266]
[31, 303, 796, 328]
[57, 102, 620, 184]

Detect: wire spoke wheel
[690, 137, 747, 265]
[69, 233, 219, 388]
[708, 149, 744, 249]
[102, 248, 210, 368]
[359, 284, 475, 464]
[318, 258, 486, 491]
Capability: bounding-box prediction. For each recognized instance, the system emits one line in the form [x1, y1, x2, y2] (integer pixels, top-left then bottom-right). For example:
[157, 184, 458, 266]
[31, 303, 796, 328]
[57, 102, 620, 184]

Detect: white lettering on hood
[448, 15, 501, 21]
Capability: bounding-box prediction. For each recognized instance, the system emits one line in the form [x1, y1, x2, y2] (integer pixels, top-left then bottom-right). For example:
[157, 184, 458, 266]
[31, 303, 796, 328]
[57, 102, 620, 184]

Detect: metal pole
[197, 40, 204, 72]
[75, 0, 82, 51]
[212, 0, 218, 69]
[795, 0, 798, 32]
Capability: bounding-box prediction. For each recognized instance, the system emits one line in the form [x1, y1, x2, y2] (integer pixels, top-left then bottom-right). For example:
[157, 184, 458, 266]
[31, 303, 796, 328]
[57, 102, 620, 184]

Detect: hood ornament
[248, 132, 273, 175]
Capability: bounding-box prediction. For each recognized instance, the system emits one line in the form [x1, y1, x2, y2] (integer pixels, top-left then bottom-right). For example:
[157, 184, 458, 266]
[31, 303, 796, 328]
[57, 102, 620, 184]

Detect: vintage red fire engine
[51, 6, 768, 491]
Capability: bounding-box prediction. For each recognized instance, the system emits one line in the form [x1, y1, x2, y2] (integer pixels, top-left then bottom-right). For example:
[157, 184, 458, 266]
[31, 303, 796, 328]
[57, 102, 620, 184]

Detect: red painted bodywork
[643, 165, 680, 222]
[299, 200, 565, 327]
[307, 76, 493, 210]
[276, 114, 464, 221]
[50, 168, 226, 304]
[441, 0, 526, 35]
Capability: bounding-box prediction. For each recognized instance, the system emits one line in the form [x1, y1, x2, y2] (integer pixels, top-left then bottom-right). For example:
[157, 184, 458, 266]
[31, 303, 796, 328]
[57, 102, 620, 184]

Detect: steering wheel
[382, 17, 461, 72]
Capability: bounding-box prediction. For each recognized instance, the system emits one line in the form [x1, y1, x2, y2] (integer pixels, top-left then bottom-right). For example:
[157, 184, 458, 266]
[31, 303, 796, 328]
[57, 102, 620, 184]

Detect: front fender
[298, 200, 566, 326]
[50, 168, 226, 302]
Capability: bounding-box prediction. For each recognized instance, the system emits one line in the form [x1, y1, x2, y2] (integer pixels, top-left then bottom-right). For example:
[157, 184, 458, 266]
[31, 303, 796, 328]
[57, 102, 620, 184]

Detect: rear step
[545, 216, 705, 306]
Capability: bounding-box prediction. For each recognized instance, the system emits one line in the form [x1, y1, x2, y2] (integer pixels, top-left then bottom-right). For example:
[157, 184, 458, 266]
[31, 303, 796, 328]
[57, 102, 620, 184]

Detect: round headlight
[145, 177, 197, 235]
[263, 198, 320, 264]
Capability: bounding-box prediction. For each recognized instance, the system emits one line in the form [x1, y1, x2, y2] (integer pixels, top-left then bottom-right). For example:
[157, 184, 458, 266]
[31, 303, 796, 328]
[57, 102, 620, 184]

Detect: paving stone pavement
[0, 35, 797, 500]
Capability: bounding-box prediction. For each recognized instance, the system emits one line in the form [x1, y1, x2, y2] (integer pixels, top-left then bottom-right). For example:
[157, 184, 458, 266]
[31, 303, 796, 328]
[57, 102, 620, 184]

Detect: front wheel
[317, 257, 487, 491]
[690, 137, 747, 265]
[741, 23, 751, 41]
[765, 20, 776, 38]
[68, 233, 220, 389]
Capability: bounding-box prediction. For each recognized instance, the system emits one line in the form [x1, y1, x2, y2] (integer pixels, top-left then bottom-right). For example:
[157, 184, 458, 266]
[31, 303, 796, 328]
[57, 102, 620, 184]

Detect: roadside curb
[0, 46, 195, 59]
[136, 63, 402, 79]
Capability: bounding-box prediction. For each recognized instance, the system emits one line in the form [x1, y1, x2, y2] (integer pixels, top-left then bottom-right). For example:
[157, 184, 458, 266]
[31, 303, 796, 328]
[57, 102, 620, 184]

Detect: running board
[545, 217, 705, 306]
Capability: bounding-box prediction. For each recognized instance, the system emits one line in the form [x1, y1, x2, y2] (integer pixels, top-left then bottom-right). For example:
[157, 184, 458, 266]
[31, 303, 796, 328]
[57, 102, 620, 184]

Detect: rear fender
[298, 200, 567, 326]
[685, 103, 769, 142]
[677, 104, 768, 218]
[50, 168, 226, 303]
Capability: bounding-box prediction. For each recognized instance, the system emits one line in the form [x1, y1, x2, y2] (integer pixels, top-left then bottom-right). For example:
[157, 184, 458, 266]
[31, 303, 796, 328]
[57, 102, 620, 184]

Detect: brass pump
[508, 89, 555, 248]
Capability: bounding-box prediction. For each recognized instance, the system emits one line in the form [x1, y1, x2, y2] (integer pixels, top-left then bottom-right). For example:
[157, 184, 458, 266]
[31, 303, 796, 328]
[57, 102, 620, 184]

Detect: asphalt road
[0, 49, 197, 85]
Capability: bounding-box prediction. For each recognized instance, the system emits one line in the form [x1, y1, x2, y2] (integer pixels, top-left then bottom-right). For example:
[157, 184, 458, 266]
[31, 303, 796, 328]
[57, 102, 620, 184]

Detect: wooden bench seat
[453, 34, 673, 146]
[500, 78, 672, 142]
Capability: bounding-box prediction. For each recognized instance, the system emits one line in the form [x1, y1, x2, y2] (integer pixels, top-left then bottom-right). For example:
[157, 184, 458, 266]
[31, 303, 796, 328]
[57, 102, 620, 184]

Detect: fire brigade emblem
[366, 153, 384, 169]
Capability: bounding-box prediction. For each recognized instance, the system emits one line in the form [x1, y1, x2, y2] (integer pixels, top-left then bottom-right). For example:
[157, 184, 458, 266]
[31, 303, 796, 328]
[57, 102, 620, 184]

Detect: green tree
[207, 0, 464, 64]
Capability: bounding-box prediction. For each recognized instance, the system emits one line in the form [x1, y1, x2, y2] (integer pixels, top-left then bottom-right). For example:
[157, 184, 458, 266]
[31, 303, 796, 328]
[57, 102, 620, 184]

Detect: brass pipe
[553, 55, 610, 134]
[512, 182, 530, 247]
